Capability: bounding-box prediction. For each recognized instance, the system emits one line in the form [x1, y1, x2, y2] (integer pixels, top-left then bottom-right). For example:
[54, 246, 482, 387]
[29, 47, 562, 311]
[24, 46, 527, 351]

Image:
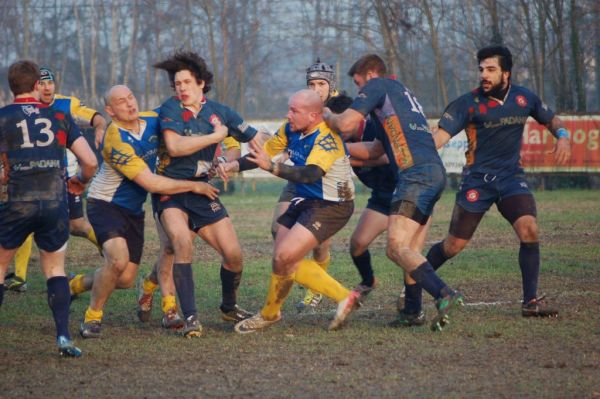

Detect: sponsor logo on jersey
[516, 95, 528, 107]
[13, 159, 61, 171]
[22, 105, 40, 116]
[466, 189, 479, 202]
[209, 114, 222, 127]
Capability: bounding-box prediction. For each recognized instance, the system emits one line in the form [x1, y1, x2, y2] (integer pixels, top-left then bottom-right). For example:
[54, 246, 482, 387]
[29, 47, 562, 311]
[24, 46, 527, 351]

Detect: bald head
[287, 89, 324, 133]
[104, 85, 139, 126]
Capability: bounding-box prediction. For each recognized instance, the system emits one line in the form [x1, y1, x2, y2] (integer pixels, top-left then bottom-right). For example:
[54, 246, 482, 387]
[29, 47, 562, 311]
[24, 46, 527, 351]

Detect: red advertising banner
[522, 115, 600, 172]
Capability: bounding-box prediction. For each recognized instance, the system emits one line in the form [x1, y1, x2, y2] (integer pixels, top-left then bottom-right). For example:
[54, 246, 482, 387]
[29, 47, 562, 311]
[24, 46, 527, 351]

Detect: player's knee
[171, 234, 193, 257]
[116, 273, 136, 289]
[107, 258, 129, 276]
[517, 223, 538, 242]
[444, 238, 467, 257]
[350, 236, 367, 257]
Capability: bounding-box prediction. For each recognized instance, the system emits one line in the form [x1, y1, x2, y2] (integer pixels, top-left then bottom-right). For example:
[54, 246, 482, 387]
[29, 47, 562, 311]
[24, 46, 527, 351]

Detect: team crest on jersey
[110, 147, 133, 166]
[21, 105, 40, 116]
[317, 133, 338, 152]
[466, 189, 479, 202]
[516, 95, 528, 107]
[209, 114, 222, 127]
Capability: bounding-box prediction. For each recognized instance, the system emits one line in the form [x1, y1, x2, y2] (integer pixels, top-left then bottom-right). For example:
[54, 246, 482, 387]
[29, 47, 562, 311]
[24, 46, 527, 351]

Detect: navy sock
[351, 250, 375, 287]
[47, 276, 71, 339]
[220, 265, 241, 312]
[173, 263, 197, 319]
[426, 241, 449, 270]
[403, 283, 423, 314]
[0, 284, 4, 307]
[409, 262, 448, 300]
[519, 242, 540, 303]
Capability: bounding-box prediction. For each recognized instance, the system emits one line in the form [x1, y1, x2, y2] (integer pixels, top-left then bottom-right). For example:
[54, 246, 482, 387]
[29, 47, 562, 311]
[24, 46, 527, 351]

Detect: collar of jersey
[14, 97, 41, 104]
[299, 121, 326, 140]
[177, 95, 207, 115]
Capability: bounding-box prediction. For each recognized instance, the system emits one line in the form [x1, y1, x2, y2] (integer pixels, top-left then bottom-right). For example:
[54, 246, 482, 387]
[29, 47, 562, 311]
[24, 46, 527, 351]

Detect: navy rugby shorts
[156, 192, 229, 232]
[456, 172, 533, 214]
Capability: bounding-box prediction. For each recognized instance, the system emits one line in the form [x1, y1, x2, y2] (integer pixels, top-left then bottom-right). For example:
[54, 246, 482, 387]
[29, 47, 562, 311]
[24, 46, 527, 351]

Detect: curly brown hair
[154, 50, 213, 93]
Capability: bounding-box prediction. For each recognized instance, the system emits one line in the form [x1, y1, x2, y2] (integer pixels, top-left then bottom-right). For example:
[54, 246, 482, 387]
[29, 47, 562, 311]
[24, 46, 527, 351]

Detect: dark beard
[481, 79, 509, 100]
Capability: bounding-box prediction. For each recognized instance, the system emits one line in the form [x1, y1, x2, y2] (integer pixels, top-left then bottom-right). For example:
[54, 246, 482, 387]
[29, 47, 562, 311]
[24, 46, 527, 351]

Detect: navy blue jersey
[157, 96, 257, 179]
[0, 98, 82, 203]
[439, 85, 555, 175]
[349, 77, 442, 173]
[352, 117, 396, 193]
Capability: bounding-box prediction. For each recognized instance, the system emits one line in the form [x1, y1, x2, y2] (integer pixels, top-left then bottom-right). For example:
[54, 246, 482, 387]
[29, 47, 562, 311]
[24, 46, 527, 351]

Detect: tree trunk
[73, 3, 89, 99]
[110, 2, 120, 85]
[421, 0, 448, 108]
[569, 0, 585, 111]
[123, 0, 139, 85]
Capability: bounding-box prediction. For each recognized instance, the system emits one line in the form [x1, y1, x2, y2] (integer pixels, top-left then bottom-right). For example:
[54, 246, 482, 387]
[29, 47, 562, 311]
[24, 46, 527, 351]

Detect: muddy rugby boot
[431, 290, 464, 332]
[57, 336, 82, 358]
[161, 308, 184, 330]
[80, 320, 102, 339]
[352, 278, 377, 306]
[181, 315, 203, 338]
[4, 273, 27, 293]
[522, 295, 558, 318]
[220, 304, 254, 322]
[136, 277, 154, 323]
[328, 290, 361, 331]
[390, 309, 426, 328]
[296, 289, 323, 312]
[234, 313, 281, 334]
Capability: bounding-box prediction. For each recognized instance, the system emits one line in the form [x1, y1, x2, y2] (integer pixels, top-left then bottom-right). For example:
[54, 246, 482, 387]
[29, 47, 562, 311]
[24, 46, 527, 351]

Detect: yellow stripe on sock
[143, 277, 159, 295]
[69, 274, 86, 295]
[261, 273, 295, 320]
[86, 229, 101, 250]
[294, 259, 349, 303]
[84, 307, 103, 323]
[14, 234, 33, 280]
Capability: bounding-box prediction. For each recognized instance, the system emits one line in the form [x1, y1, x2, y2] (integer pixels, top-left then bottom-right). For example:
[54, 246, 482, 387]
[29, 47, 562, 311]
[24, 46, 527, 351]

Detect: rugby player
[274, 59, 339, 312]
[407, 45, 570, 318]
[153, 51, 259, 337]
[0, 60, 98, 356]
[77, 85, 221, 338]
[324, 54, 463, 331]
[229, 89, 358, 333]
[4, 67, 105, 293]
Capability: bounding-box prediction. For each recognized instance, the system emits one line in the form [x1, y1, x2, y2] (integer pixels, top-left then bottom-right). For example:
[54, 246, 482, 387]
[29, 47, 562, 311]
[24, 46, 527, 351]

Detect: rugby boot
[328, 290, 361, 331]
[181, 315, 203, 338]
[352, 278, 377, 306]
[296, 289, 323, 312]
[431, 290, 464, 332]
[57, 336, 82, 358]
[522, 294, 558, 318]
[161, 308, 185, 330]
[220, 304, 254, 322]
[234, 312, 281, 334]
[4, 273, 27, 293]
[136, 276, 154, 323]
[80, 320, 102, 339]
[389, 309, 426, 328]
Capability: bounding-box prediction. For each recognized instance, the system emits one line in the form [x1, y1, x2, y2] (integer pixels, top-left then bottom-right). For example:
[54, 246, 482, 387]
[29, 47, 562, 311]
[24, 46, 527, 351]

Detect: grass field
[1, 183, 599, 398]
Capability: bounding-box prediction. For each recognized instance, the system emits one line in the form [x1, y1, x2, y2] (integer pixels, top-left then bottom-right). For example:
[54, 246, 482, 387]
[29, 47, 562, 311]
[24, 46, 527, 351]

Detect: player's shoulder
[510, 84, 537, 99]
[54, 94, 78, 104]
[139, 110, 159, 120]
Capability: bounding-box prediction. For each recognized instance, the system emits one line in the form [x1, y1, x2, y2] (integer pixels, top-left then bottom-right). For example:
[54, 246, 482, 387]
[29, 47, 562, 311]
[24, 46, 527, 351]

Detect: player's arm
[162, 124, 228, 157]
[433, 127, 452, 149]
[132, 168, 219, 199]
[346, 139, 385, 160]
[69, 96, 107, 149]
[543, 116, 571, 165]
[323, 108, 365, 141]
[68, 137, 98, 183]
[246, 140, 324, 183]
[350, 154, 389, 167]
[91, 114, 107, 149]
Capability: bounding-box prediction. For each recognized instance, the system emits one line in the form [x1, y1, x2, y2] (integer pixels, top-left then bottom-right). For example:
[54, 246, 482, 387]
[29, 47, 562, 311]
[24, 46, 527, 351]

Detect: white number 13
[16, 118, 55, 148]
[404, 91, 425, 118]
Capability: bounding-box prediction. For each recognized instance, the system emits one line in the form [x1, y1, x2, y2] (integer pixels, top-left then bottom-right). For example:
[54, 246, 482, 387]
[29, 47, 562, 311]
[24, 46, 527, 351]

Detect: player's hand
[246, 140, 272, 171]
[67, 176, 86, 195]
[94, 127, 105, 149]
[211, 123, 228, 143]
[551, 137, 571, 166]
[191, 181, 219, 199]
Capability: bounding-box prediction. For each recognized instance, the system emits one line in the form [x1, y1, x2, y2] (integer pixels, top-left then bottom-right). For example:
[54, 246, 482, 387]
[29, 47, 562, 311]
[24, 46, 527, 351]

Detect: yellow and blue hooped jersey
[87, 112, 159, 214]
[50, 94, 100, 178]
[264, 121, 354, 202]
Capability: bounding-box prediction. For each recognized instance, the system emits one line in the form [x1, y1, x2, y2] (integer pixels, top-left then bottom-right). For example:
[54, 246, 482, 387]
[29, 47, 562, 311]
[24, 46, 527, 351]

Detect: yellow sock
[261, 273, 295, 320]
[294, 259, 349, 303]
[142, 277, 159, 295]
[69, 274, 87, 295]
[14, 234, 33, 281]
[86, 228, 101, 250]
[314, 252, 331, 271]
[84, 307, 103, 323]
[162, 295, 177, 314]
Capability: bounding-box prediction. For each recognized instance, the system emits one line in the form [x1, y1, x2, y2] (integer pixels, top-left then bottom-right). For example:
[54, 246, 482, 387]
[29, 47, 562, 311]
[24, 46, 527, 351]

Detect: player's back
[0, 100, 72, 203]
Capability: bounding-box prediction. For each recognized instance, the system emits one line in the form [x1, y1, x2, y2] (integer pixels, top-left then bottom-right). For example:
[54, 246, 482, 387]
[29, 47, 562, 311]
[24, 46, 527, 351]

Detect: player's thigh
[387, 214, 423, 249]
[273, 223, 320, 270]
[351, 208, 389, 252]
[39, 245, 67, 278]
[198, 217, 242, 264]
[272, 201, 290, 234]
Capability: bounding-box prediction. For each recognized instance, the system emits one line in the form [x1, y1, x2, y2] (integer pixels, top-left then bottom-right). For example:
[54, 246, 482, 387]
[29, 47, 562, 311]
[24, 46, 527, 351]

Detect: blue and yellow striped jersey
[265, 121, 354, 202]
[87, 112, 159, 213]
